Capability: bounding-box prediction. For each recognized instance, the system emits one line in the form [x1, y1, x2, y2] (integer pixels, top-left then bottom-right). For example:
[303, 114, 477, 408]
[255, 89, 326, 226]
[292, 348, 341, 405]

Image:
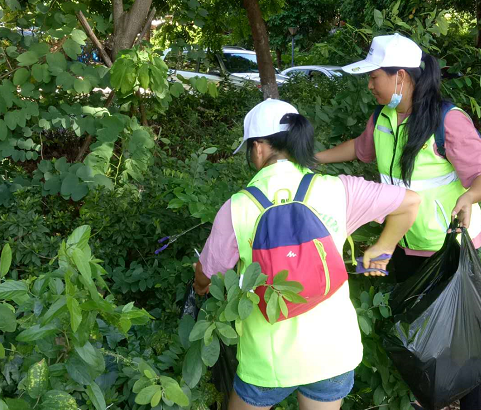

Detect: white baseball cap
[233, 98, 298, 154]
[342, 33, 422, 74]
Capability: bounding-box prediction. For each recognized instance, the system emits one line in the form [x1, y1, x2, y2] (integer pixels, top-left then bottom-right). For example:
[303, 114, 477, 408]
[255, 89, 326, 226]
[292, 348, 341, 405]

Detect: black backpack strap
[372, 105, 383, 127]
[242, 186, 273, 210]
[294, 173, 316, 202]
[435, 101, 456, 159]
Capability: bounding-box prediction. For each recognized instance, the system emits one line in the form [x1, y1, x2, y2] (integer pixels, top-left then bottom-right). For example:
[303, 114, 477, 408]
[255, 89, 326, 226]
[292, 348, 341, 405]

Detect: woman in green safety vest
[316, 33, 481, 410]
[194, 98, 420, 410]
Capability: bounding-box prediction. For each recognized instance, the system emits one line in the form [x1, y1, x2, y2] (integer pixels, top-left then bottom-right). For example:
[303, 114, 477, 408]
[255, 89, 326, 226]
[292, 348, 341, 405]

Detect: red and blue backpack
[240, 173, 348, 322]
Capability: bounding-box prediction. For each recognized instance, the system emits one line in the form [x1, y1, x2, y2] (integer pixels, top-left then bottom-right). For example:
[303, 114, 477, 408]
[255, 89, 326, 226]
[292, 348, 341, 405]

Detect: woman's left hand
[452, 191, 474, 229]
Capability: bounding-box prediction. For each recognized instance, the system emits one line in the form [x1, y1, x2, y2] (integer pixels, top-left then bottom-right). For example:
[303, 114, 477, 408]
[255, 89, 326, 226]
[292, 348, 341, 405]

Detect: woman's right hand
[362, 245, 393, 276]
[315, 139, 357, 164]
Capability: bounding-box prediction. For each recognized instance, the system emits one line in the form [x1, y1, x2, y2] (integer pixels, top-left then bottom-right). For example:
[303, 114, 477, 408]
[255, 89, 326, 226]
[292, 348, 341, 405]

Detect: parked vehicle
[163, 47, 288, 87]
[281, 65, 343, 80]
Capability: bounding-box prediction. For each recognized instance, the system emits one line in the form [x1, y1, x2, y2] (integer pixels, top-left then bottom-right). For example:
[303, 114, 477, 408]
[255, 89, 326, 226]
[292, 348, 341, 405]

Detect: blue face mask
[387, 72, 404, 109]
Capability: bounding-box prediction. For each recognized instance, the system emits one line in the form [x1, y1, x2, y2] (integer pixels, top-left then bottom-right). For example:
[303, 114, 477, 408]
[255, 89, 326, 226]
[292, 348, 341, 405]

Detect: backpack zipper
[313, 239, 330, 295]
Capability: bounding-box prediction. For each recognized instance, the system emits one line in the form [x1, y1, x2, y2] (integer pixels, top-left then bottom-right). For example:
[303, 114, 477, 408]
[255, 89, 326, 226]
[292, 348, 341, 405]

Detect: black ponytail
[246, 113, 316, 169]
[382, 52, 443, 185]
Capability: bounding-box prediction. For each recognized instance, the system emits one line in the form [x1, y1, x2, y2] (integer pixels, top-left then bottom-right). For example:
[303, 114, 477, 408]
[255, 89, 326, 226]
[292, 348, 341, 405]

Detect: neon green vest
[373, 106, 481, 251]
[230, 161, 362, 387]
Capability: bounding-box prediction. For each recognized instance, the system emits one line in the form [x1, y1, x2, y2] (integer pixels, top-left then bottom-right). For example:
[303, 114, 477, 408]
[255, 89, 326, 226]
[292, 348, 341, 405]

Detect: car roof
[282, 65, 342, 71]
[222, 48, 256, 55]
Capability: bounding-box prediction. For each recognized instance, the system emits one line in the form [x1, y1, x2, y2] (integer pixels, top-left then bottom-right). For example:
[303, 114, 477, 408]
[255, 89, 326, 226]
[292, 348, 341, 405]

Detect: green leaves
[182, 341, 203, 388]
[62, 39, 82, 60]
[189, 320, 212, 342]
[16, 323, 58, 342]
[67, 296, 82, 332]
[241, 262, 263, 291]
[13, 68, 30, 86]
[0, 304, 16, 332]
[46, 52, 67, 75]
[160, 376, 190, 406]
[201, 334, 220, 366]
[17, 51, 39, 66]
[40, 390, 78, 410]
[135, 385, 161, 405]
[0, 280, 28, 300]
[86, 382, 106, 410]
[110, 58, 137, 94]
[0, 243, 12, 277]
[26, 359, 49, 398]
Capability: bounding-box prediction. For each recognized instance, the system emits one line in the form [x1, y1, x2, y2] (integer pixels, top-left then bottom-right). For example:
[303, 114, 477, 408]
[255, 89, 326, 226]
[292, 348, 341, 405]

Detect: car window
[287, 69, 309, 77]
[164, 51, 199, 72]
[198, 54, 222, 75]
[222, 53, 258, 73]
[309, 70, 330, 79]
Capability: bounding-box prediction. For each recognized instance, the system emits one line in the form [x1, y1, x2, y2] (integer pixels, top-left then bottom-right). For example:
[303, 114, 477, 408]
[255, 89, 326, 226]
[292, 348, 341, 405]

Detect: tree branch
[135, 7, 156, 46]
[76, 11, 113, 67]
[113, 0, 124, 30]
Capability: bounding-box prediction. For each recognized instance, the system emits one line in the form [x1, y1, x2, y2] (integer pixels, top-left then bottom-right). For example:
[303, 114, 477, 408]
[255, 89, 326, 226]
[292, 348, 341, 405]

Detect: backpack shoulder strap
[435, 101, 456, 158]
[372, 105, 383, 126]
[294, 173, 316, 202]
[241, 186, 273, 210]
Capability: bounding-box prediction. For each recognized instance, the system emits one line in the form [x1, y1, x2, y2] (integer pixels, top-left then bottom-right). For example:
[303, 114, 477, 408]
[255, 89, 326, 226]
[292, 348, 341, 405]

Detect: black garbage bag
[384, 227, 481, 410]
[180, 280, 238, 410]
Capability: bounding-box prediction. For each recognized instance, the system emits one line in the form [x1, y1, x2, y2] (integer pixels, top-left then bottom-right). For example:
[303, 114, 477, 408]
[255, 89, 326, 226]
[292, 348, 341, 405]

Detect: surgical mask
[387, 72, 404, 109]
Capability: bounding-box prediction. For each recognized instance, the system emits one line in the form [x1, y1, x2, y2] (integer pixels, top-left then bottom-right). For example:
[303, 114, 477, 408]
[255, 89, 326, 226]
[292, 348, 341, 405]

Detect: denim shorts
[233, 371, 354, 407]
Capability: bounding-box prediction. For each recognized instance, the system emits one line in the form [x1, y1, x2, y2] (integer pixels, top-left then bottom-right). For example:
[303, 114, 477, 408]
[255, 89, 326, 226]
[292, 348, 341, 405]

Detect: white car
[281, 65, 343, 80]
[163, 47, 288, 87]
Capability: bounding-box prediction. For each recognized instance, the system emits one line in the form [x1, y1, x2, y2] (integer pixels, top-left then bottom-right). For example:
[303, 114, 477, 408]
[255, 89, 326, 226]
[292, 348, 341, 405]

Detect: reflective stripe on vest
[380, 170, 459, 192]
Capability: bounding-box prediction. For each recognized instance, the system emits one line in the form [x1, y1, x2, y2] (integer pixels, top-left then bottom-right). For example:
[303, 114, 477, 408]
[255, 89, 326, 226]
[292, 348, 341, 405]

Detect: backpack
[372, 102, 481, 159]
[240, 173, 348, 323]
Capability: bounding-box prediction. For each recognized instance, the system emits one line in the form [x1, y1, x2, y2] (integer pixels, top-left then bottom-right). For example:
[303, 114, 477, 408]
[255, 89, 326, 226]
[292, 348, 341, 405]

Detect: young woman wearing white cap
[193, 98, 420, 410]
[316, 34, 481, 409]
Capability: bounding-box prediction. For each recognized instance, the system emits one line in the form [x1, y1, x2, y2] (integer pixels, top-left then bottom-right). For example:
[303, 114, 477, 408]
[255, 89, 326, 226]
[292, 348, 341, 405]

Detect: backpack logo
[241, 173, 349, 323]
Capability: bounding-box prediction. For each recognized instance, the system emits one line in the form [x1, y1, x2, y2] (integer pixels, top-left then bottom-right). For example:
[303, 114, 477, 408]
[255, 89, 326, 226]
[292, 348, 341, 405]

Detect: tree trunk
[242, 0, 279, 99]
[112, 0, 154, 60]
[276, 48, 282, 70]
[477, 0, 481, 48]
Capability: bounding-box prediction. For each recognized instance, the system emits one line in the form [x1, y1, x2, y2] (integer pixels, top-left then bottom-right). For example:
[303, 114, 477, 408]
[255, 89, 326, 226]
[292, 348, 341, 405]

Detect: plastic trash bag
[180, 280, 238, 409]
[384, 227, 481, 410]
[180, 280, 200, 319]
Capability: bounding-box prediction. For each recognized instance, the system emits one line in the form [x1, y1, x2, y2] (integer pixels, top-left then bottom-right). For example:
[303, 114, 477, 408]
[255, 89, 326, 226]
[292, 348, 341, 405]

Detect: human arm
[192, 200, 239, 295]
[362, 190, 421, 275]
[316, 115, 376, 164]
[339, 175, 420, 276]
[444, 110, 481, 229]
[452, 175, 481, 228]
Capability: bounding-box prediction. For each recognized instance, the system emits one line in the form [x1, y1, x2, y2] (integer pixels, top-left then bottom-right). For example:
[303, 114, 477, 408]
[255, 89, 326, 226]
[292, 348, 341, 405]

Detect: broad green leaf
[167, 198, 184, 209]
[135, 385, 161, 405]
[67, 296, 82, 332]
[13, 68, 30, 86]
[0, 243, 12, 277]
[182, 342, 203, 388]
[40, 390, 78, 410]
[0, 343, 5, 359]
[203, 147, 217, 154]
[238, 296, 253, 320]
[30, 42, 49, 58]
[17, 51, 38, 66]
[241, 262, 262, 291]
[224, 269, 238, 291]
[193, 76, 208, 94]
[0, 120, 7, 141]
[72, 247, 92, 284]
[0, 280, 28, 300]
[400, 394, 413, 410]
[374, 9, 384, 27]
[215, 322, 237, 339]
[26, 359, 48, 398]
[189, 320, 212, 342]
[201, 334, 220, 367]
[67, 225, 91, 250]
[266, 291, 280, 324]
[358, 316, 372, 335]
[278, 296, 288, 319]
[74, 341, 102, 367]
[132, 377, 151, 394]
[209, 283, 224, 300]
[373, 292, 384, 307]
[46, 52, 67, 75]
[6, 0, 21, 10]
[16, 323, 57, 342]
[160, 376, 190, 406]
[71, 28, 87, 45]
[62, 38, 82, 60]
[179, 315, 195, 349]
[224, 297, 239, 321]
[273, 270, 288, 285]
[138, 64, 150, 89]
[207, 82, 218, 98]
[74, 78, 92, 94]
[93, 174, 114, 190]
[110, 59, 136, 94]
[151, 390, 162, 407]
[5, 399, 30, 410]
[86, 382, 106, 410]
[0, 304, 16, 332]
[170, 82, 184, 97]
[373, 385, 386, 405]
[66, 353, 94, 385]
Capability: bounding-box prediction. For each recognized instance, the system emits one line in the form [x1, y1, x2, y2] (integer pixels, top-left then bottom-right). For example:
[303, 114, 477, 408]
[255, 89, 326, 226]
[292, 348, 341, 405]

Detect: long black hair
[382, 52, 443, 186]
[245, 112, 316, 169]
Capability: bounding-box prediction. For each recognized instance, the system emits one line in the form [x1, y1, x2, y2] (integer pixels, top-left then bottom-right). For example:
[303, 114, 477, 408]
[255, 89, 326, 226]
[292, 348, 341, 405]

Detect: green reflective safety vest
[230, 161, 362, 387]
[373, 106, 481, 251]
